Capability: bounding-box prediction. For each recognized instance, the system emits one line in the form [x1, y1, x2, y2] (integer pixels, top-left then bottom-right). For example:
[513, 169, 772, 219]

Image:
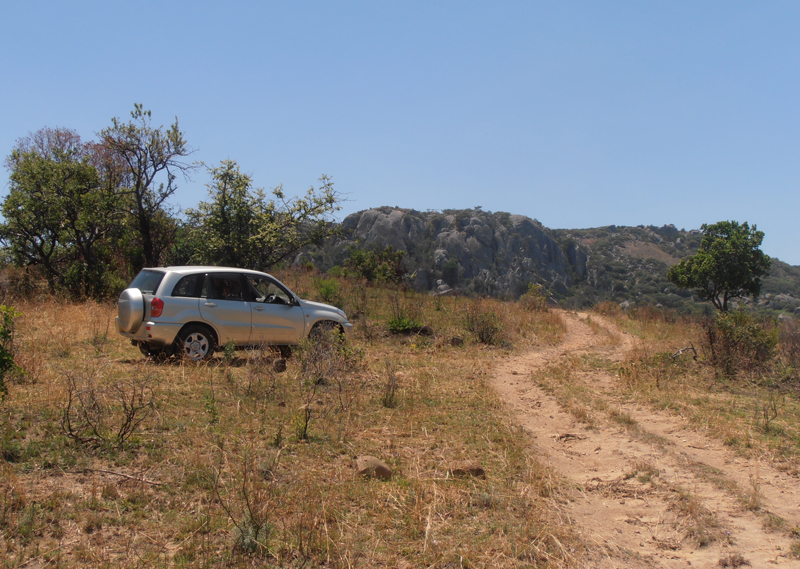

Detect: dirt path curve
[491, 311, 800, 568]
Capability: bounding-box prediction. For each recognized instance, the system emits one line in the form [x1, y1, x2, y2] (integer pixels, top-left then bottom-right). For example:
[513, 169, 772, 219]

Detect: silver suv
[116, 266, 353, 360]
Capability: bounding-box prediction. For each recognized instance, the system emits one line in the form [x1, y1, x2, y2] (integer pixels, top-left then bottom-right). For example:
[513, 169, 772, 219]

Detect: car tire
[309, 322, 344, 352]
[176, 325, 216, 361]
[310, 320, 341, 338]
[139, 342, 165, 358]
[138, 342, 174, 362]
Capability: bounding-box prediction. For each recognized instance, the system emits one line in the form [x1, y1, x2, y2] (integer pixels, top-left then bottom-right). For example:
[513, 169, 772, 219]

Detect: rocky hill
[307, 207, 800, 314]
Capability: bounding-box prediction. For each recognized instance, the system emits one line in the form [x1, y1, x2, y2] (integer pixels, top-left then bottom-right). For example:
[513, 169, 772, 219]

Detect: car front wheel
[177, 325, 216, 361]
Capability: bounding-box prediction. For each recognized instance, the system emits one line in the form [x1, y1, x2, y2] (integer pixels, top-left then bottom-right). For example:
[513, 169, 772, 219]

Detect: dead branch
[671, 343, 698, 361]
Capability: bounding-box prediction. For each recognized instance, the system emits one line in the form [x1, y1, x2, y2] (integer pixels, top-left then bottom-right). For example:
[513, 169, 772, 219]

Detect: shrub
[386, 289, 424, 334]
[464, 299, 504, 346]
[595, 300, 623, 316]
[518, 283, 548, 312]
[312, 277, 342, 307]
[380, 361, 399, 408]
[60, 366, 156, 449]
[703, 311, 778, 376]
[442, 259, 459, 288]
[343, 245, 406, 284]
[387, 315, 422, 334]
[0, 305, 21, 401]
[293, 329, 362, 440]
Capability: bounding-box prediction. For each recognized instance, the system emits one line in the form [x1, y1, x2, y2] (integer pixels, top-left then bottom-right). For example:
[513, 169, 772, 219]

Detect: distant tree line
[0, 105, 342, 298]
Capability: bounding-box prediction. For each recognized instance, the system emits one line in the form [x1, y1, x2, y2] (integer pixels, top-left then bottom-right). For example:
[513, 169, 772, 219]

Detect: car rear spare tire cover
[118, 288, 145, 333]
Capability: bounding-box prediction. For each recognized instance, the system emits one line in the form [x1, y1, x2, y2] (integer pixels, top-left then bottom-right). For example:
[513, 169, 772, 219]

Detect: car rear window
[128, 270, 165, 295]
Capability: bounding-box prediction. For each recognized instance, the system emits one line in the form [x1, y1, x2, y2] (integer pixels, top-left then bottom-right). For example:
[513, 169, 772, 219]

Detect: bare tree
[99, 104, 196, 269]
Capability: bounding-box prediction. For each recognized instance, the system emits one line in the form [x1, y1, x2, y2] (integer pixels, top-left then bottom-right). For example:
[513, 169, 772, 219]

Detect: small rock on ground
[355, 456, 392, 480]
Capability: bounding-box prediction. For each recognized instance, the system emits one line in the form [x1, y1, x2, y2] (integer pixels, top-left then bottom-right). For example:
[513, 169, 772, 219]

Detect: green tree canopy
[183, 160, 342, 270]
[667, 220, 771, 311]
[1, 128, 124, 296]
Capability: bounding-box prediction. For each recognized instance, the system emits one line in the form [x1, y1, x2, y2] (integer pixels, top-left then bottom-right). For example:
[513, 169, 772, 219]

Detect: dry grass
[0, 272, 580, 568]
[603, 308, 800, 467]
[668, 485, 725, 547]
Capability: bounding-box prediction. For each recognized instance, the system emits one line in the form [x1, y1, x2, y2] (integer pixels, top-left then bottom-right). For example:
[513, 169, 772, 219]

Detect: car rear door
[198, 273, 252, 344]
[245, 274, 305, 344]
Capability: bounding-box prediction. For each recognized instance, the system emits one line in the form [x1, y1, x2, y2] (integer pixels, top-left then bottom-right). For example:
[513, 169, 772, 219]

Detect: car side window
[206, 274, 245, 302]
[172, 274, 202, 298]
[246, 275, 292, 305]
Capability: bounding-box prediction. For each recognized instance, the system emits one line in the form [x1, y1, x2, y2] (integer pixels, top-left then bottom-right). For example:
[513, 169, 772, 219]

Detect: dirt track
[492, 311, 800, 568]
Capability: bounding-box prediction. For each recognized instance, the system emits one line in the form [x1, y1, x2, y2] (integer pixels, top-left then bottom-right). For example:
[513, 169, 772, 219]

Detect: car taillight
[151, 298, 164, 318]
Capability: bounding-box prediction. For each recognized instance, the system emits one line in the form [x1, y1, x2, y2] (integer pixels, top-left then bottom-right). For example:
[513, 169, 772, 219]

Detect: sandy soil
[491, 311, 800, 568]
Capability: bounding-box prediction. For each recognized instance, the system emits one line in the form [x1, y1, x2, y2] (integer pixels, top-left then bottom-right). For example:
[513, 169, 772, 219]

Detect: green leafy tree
[667, 221, 771, 311]
[184, 160, 342, 270]
[343, 245, 407, 283]
[1, 129, 124, 296]
[184, 160, 259, 267]
[98, 104, 194, 270]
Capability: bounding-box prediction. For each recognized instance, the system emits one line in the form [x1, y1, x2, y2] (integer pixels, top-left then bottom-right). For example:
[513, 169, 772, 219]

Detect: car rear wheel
[138, 342, 172, 362]
[177, 325, 216, 361]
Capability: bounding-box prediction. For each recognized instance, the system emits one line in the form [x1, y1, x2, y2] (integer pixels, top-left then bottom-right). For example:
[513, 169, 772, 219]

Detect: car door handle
[254, 306, 265, 311]
[204, 302, 217, 307]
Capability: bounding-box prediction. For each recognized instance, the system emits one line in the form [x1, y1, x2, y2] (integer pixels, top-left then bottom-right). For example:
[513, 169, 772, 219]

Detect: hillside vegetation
[311, 207, 800, 315]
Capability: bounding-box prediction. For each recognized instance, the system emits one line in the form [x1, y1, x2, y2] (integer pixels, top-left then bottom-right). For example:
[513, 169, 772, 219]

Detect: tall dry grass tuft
[669, 485, 725, 547]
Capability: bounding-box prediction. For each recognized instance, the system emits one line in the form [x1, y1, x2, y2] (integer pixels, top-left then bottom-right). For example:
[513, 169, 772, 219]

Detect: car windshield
[128, 270, 165, 295]
[246, 275, 293, 305]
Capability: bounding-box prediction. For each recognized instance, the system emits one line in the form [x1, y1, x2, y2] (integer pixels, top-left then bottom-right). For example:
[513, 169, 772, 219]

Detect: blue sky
[2, 2, 799, 263]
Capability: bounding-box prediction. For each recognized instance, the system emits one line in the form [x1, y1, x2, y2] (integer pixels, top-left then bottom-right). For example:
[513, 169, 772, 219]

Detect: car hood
[298, 299, 347, 318]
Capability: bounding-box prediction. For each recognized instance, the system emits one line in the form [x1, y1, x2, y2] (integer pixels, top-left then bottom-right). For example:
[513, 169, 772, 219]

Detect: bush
[60, 366, 156, 449]
[442, 259, 459, 288]
[464, 299, 504, 346]
[312, 277, 342, 307]
[595, 300, 623, 316]
[387, 315, 422, 335]
[344, 246, 406, 284]
[386, 289, 424, 335]
[703, 311, 778, 376]
[518, 283, 548, 312]
[0, 305, 21, 401]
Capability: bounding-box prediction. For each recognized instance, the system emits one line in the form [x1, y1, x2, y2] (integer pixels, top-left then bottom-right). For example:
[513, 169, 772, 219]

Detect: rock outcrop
[335, 207, 587, 297]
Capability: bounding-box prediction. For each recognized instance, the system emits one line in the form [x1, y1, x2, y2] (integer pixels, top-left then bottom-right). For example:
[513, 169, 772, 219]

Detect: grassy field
[5, 274, 800, 567]
[0, 271, 576, 568]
